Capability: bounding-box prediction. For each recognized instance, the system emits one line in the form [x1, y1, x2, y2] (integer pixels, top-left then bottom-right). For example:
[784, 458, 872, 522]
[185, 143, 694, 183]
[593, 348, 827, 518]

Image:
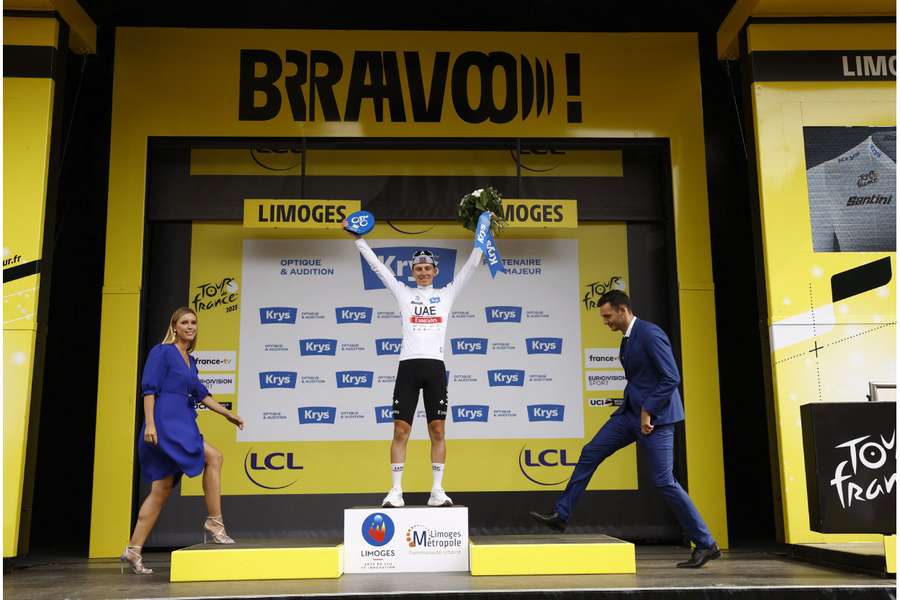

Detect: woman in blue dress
[121, 306, 244, 575]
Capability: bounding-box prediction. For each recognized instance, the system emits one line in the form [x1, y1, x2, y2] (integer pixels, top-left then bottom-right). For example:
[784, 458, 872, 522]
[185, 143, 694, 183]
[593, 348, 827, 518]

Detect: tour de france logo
[361, 513, 395, 547]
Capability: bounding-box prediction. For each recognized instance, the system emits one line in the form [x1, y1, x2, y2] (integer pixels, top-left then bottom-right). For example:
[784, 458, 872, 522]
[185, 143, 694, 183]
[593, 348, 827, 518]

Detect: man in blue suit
[530, 290, 721, 568]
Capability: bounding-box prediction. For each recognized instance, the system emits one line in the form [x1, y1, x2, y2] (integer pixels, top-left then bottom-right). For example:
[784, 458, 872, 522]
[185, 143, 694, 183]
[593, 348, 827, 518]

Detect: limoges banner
[184, 222, 635, 495]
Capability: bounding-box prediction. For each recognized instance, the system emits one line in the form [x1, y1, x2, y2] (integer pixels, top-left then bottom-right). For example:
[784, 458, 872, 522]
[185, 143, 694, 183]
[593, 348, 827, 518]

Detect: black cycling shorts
[392, 359, 448, 424]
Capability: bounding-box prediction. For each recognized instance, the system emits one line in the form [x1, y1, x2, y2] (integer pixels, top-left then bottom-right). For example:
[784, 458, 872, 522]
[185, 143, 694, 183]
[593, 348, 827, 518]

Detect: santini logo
[360, 246, 457, 290]
[299, 338, 337, 356]
[528, 404, 565, 422]
[451, 337, 488, 355]
[375, 406, 394, 423]
[375, 338, 403, 355]
[336, 370, 374, 388]
[485, 306, 522, 323]
[335, 306, 373, 324]
[526, 337, 562, 354]
[452, 405, 489, 422]
[259, 371, 297, 389]
[298, 406, 337, 424]
[260, 307, 297, 324]
[488, 369, 525, 387]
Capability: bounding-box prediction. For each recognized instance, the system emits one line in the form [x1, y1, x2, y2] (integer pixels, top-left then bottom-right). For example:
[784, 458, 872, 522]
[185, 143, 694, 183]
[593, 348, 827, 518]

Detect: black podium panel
[800, 401, 896, 534]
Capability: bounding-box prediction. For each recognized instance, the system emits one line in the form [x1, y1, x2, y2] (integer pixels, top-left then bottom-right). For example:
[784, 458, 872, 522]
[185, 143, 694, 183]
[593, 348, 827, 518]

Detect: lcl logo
[518, 446, 578, 486]
[243, 450, 304, 490]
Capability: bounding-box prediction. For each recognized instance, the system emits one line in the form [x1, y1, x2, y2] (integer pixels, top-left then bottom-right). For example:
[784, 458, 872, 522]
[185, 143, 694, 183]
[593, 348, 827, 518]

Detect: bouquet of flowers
[457, 187, 507, 236]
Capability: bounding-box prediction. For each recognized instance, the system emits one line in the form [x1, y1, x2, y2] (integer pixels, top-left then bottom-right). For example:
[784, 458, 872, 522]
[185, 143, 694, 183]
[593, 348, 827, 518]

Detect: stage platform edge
[170, 539, 343, 582]
[469, 534, 635, 576]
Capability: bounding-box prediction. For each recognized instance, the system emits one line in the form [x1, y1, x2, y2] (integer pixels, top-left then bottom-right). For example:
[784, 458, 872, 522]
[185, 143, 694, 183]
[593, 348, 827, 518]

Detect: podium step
[469, 534, 636, 576]
[169, 538, 343, 582]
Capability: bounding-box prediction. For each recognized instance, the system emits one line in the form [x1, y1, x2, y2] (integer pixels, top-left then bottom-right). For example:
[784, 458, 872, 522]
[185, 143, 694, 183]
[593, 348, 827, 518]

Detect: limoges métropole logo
[362, 512, 395, 547]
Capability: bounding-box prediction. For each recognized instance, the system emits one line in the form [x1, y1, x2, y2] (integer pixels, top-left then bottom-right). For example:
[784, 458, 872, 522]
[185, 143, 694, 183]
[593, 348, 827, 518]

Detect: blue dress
[138, 343, 211, 482]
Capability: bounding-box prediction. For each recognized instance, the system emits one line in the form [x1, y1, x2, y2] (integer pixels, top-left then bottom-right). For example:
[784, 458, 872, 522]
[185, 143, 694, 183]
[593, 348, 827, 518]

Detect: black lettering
[530, 205, 542, 221]
[298, 205, 311, 222]
[553, 205, 563, 222]
[502, 204, 516, 222]
[312, 204, 325, 222]
[239, 50, 282, 121]
[284, 50, 308, 121]
[336, 205, 347, 221]
[258, 204, 269, 222]
[325, 205, 337, 222]
[310, 50, 343, 121]
[276, 204, 296, 222]
[515, 204, 528, 221]
[450, 51, 518, 124]
[405, 51, 449, 122]
[344, 51, 406, 122]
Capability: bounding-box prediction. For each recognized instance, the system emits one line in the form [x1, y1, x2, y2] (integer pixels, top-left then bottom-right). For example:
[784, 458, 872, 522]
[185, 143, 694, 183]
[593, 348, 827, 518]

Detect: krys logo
[526, 337, 563, 354]
[298, 406, 337, 424]
[518, 445, 578, 486]
[192, 277, 239, 312]
[243, 449, 303, 490]
[336, 370, 374, 388]
[259, 371, 297, 389]
[451, 337, 488, 355]
[452, 405, 489, 423]
[488, 369, 525, 387]
[583, 276, 626, 311]
[260, 307, 297, 324]
[375, 406, 394, 423]
[239, 50, 583, 124]
[360, 247, 457, 290]
[375, 338, 402, 355]
[336, 306, 373, 324]
[300, 338, 337, 356]
[362, 513, 395, 547]
[528, 404, 565, 422]
[485, 306, 522, 323]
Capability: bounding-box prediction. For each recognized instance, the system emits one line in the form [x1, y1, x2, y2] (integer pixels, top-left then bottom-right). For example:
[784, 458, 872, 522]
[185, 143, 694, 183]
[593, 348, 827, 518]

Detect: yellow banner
[502, 199, 578, 228]
[243, 199, 361, 229]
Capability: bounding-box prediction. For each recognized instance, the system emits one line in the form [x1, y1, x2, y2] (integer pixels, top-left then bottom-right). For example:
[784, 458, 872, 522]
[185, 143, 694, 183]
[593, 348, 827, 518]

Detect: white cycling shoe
[382, 487, 405, 508]
[427, 488, 453, 507]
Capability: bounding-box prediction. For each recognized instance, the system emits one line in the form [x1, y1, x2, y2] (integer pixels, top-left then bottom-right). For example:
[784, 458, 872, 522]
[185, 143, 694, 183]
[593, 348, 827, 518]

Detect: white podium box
[343, 506, 469, 573]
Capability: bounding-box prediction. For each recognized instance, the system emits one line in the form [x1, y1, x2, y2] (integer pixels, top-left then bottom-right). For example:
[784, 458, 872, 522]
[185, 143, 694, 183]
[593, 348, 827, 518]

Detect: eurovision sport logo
[362, 512, 395, 547]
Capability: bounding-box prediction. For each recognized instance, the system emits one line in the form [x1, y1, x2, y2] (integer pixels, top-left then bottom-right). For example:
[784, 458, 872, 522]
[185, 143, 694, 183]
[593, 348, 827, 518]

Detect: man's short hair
[598, 289, 631, 310]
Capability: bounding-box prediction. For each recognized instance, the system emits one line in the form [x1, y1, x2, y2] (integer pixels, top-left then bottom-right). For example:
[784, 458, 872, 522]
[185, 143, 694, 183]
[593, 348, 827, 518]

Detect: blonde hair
[161, 306, 198, 353]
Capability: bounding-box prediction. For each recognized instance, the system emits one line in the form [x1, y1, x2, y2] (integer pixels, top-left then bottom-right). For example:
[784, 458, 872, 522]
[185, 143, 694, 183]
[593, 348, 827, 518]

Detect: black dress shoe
[529, 510, 567, 532]
[676, 543, 721, 568]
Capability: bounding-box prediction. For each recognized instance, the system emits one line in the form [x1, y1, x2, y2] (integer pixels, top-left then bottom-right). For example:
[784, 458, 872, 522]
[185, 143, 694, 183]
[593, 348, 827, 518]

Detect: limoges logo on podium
[362, 513, 395, 547]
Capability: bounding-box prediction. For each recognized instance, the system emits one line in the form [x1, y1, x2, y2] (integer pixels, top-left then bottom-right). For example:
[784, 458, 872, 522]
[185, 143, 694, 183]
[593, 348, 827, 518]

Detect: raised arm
[354, 237, 404, 298]
[447, 246, 484, 299]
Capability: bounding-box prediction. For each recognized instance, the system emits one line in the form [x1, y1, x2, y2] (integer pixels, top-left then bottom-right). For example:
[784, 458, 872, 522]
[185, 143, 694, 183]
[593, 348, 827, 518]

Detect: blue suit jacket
[613, 318, 685, 426]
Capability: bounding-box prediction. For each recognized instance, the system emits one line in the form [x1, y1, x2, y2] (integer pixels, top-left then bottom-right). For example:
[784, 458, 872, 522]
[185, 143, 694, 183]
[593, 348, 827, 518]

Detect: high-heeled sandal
[120, 544, 153, 575]
[203, 515, 235, 544]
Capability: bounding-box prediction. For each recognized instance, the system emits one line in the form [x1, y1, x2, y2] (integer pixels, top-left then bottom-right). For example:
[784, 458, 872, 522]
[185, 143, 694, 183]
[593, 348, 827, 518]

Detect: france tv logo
[451, 337, 488, 355]
[336, 370, 374, 388]
[528, 404, 566, 422]
[526, 337, 563, 354]
[485, 306, 522, 323]
[362, 512, 395, 546]
[335, 306, 373, 324]
[259, 307, 297, 324]
[375, 406, 394, 423]
[298, 406, 337, 424]
[258, 371, 297, 389]
[360, 246, 457, 290]
[299, 339, 337, 356]
[488, 369, 525, 387]
[452, 405, 489, 422]
[375, 338, 403, 355]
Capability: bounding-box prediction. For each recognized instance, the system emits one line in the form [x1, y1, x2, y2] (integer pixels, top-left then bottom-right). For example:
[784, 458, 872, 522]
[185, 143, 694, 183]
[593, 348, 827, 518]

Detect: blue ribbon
[474, 211, 506, 278]
[344, 210, 375, 236]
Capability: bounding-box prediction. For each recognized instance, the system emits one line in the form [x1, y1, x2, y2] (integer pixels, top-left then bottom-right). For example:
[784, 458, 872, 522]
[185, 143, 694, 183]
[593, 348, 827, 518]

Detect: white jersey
[806, 135, 895, 252]
[355, 239, 482, 361]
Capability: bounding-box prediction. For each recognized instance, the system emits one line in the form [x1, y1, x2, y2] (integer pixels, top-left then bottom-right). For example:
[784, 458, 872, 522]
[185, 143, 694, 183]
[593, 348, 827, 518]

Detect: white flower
[472, 189, 483, 197]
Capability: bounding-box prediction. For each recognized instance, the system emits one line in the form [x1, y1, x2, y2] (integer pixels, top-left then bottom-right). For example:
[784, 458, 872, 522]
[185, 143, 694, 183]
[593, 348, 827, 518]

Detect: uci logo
[335, 306, 373, 324]
[485, 306, 522, 323]
[526, 337, 563, 354]
[259, 371, 297, 389]
[452, 405, 489, 423]
[518, 446, 578, 486]
[527, 404, 565, 422]
[375, 406, 394, 423]
[244, 449, 304, 490]
[375, 338, 402, 355]
[260, 307, 297, 324]
[336, 370, 374, 388]
[359, 246, 457, 290]
[299, 338, 337, 356]
[488, 369, 525, 387]
[451, 337, 488, 355]
[298, 406, 337, 424]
